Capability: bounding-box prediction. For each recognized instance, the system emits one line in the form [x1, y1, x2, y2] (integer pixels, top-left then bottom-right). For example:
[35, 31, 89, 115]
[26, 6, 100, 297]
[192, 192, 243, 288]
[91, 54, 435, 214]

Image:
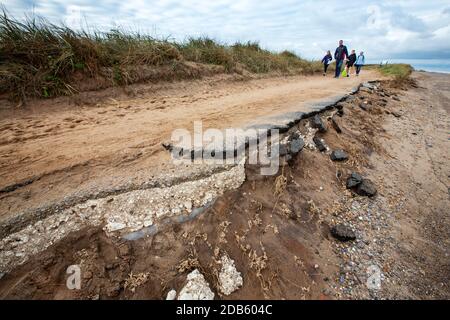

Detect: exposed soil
[0, 71, 379, 224]
[0, 71, 448, 300]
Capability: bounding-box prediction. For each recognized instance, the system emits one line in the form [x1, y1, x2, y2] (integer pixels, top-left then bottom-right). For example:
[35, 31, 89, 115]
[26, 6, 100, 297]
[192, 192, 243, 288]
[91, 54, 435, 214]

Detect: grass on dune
[377, 63, 415, 87]
[379, 64, 413, 80]
[0, 12, 181, 99]
[0, 11, 322, 101]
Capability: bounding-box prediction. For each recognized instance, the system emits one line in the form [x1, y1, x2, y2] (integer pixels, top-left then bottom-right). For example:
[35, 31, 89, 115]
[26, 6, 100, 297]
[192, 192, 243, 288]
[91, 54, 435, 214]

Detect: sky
[2, 0, 450, 61]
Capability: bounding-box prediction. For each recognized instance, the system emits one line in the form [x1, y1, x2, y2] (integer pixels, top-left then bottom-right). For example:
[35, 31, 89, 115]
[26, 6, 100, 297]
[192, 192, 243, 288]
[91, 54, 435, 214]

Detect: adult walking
[334, 40, 348, 78]
[355, 51, 365, 76]
[321, 50, 333, 76]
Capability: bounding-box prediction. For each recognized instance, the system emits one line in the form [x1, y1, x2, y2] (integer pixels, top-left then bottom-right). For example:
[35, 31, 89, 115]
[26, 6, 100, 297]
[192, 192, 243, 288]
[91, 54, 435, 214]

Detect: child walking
[355, 51, 365, 76]
[321, 50, 333, 76]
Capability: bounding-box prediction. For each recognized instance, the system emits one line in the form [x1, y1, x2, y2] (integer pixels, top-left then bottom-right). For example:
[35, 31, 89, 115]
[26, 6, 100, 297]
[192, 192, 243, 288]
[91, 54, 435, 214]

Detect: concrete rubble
[299, 123, 319, 150]
[218, 255, 243, 295]
[166, 289, 177, 300]
[178, 269, 215, 300]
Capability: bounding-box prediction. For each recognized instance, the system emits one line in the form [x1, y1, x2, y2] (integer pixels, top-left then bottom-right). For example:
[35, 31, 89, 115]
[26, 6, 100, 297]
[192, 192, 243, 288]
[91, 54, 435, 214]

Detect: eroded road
[0, 71, 381, 222]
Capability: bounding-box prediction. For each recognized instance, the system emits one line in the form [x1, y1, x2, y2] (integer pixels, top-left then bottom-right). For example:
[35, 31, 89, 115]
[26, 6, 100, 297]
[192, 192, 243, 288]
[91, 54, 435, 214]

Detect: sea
[366, 59, 450, 74]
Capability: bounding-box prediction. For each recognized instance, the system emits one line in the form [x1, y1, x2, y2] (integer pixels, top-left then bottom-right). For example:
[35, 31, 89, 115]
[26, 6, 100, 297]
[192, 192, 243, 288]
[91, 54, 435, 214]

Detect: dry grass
[124, 272, 150, 292]
[176, 257, 201, 274]
[0, 11, 322, 101]
[273, 166, 287, 196]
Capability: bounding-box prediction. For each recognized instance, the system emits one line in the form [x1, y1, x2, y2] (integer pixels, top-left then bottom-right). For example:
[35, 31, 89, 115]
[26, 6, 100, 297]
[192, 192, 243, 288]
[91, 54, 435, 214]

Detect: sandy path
[0, 71, 380, 219]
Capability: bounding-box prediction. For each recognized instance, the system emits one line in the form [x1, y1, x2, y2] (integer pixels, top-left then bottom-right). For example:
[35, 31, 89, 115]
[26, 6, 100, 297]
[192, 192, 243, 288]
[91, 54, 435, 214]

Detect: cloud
[1, 0, 449, 60]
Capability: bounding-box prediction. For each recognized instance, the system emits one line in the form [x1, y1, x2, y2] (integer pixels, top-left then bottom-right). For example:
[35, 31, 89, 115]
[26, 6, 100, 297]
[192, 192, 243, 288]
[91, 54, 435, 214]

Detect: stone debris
[379, 98, 388, 105]
[218, 255, 243, 295]
[346, 173, 377, 197]
[286, 131, 305, 156]
[359, 102, 370, 111]
[278, 131, 305, 158]
[331, 116, 342, 133]
[299, 123, 319, 150]
[278, 142, 289, 156]
[360, 87, 373, 93]
[355, 179, 377, 197]
[362, 82, 376, 90]
[360, 82, 378, 94]
[346, 172, 363, 188]
[161, 142, 173, 151]
[331, 224, 356, 242]
[335, 103, 344, 111]
[178, 269, 215, 300]
[313, 136, 327, 152]
[330, 149, 348, 161]
[336, 104, 344, 116]
[289, 137, 305, 155]
[311, 114, 327, 133]
[166, 289, 177, 300]
[391, 111, 402, 118]
[0, 162, 246, 273]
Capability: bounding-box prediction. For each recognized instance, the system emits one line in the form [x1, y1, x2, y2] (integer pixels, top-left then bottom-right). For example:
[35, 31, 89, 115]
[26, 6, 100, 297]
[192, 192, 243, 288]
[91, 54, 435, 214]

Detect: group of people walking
[321, 40, 365, 78]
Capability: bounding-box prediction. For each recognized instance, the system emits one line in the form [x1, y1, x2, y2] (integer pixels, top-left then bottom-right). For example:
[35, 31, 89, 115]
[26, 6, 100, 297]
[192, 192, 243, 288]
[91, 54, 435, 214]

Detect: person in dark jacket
[334, 40, 348, 78]
[345, 50, 357, 77]
[321, 50, 333, 76]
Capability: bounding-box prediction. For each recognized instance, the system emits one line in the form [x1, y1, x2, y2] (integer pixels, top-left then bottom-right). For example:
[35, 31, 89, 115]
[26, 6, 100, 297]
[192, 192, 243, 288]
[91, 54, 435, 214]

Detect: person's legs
[356, 65, 362, 75]
[324, 63, 329, 75]
[335, 60, 342, 78]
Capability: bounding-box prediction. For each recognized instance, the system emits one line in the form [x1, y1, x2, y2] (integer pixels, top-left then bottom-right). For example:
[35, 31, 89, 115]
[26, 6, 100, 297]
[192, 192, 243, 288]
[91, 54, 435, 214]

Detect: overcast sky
[2, 0, 450, 60]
